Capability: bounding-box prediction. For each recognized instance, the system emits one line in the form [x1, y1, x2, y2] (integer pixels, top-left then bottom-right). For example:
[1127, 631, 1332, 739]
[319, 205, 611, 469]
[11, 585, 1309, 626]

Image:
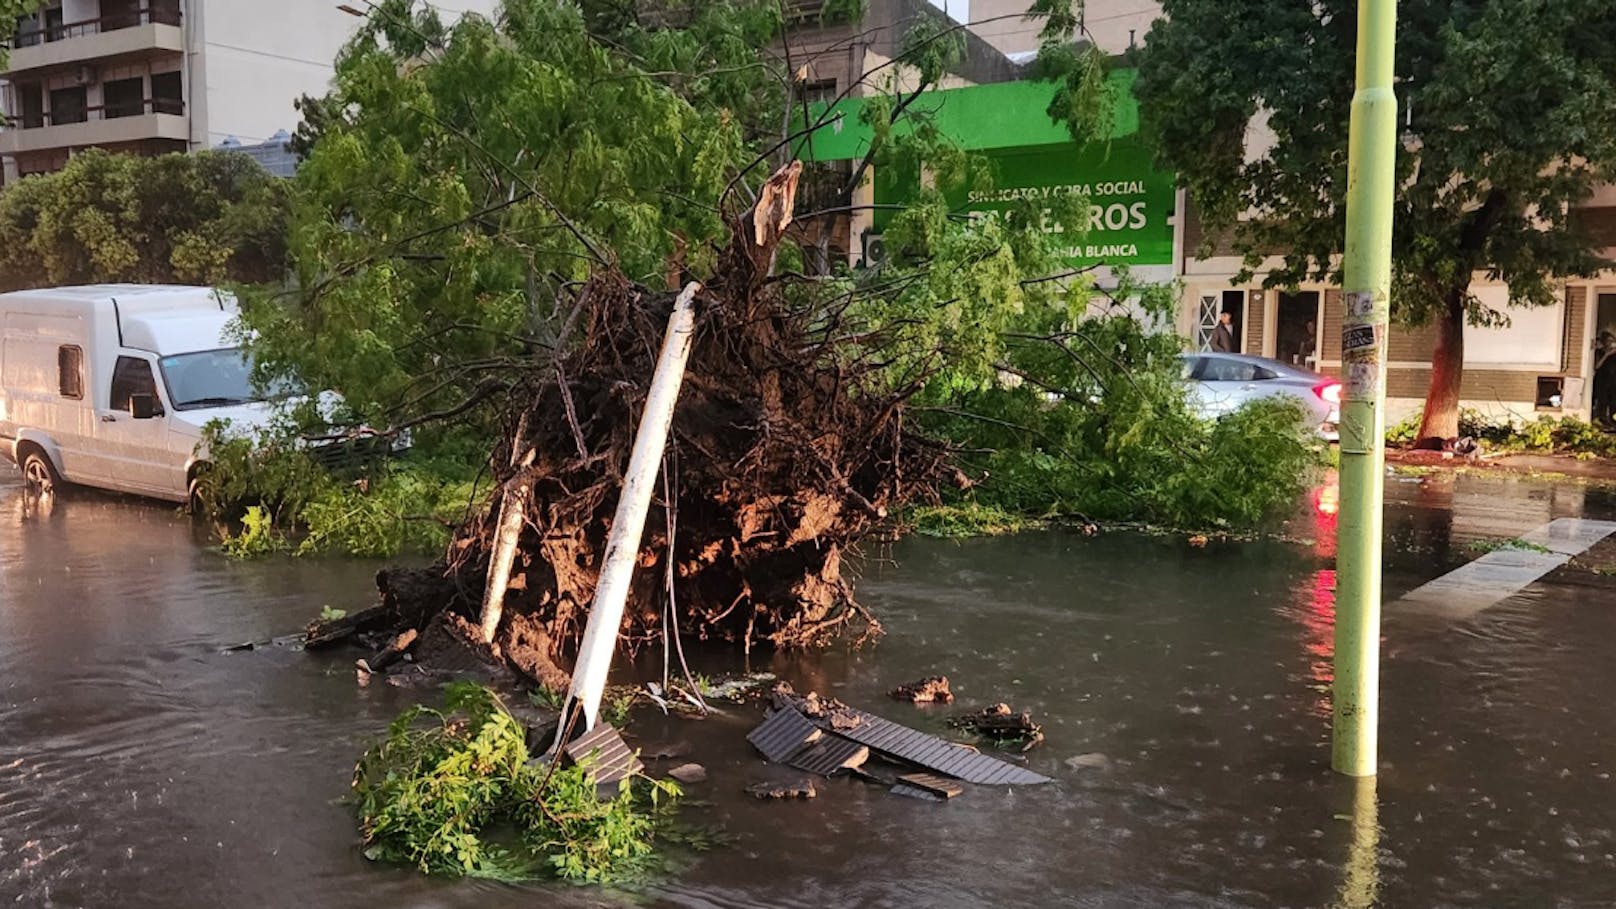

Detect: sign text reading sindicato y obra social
[965, 181, 1148, 203]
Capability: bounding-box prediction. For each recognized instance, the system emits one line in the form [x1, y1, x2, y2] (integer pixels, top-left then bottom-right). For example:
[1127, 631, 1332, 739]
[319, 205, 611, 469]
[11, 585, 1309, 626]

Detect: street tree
[1135, 0, 1616, 442]
[0, 149, 290, 291]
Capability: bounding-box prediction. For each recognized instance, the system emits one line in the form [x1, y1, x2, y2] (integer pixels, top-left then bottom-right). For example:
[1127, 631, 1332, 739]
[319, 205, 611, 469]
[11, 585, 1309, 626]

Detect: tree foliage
[247, 0, 785, 426]
[353, 683, 678, 881]
[0, 0, 42, 75]
[235, 0, 1317, 558]
[1135, 0, 1616, 439]
[0, 149, 289, 291]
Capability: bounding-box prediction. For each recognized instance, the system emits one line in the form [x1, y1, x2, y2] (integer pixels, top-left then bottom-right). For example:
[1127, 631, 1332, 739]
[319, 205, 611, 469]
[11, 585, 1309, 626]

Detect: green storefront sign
[800, 70, 1176, 268]
[941, 139, 1173, 267]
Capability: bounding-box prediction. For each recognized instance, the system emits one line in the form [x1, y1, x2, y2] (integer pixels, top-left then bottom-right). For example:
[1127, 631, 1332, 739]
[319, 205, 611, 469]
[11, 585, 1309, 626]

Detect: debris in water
[700, 672, 778, 702]
[747, 779, 817, 800]
[763, 684, 1053, 786]
[788, 737, 870, 776]
[667, 763, 708, 784]
[1064, 752, 1111, 772]
[895, 772, 964, 800]
[889, 675, 955, 705]
[949, 703, 1045, 752]
[564, 723, 642, 785]
[642, 740, 694, 760]
[891, 782, 946, 802]
[747, 704, 824, 763]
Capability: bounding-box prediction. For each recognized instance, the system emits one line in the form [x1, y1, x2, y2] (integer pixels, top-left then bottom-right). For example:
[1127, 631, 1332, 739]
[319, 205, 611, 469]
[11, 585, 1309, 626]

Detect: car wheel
[20, 447, 60, 502]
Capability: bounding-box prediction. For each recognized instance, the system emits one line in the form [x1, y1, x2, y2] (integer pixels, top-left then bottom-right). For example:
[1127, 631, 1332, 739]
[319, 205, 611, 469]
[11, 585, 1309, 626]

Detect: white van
[1, 284, 291, 506]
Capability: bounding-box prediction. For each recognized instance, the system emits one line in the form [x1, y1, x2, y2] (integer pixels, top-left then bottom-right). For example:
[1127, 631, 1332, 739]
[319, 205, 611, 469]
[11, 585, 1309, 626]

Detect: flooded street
[4, 464, 1616, 907]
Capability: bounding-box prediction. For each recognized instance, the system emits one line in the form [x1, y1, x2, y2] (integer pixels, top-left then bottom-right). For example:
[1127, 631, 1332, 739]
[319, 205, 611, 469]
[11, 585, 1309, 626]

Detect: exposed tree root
[312, 167, 951, 687]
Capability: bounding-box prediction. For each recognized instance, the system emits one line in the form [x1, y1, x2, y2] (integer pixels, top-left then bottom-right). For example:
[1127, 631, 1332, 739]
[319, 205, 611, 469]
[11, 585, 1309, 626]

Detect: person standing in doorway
[1594, 332, 1616, 427]
[1211, 311, 1237, 353]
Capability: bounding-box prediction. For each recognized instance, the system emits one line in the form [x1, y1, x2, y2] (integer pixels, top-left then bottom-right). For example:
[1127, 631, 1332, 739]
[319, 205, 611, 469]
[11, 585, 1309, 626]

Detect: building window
[49, 86, 88, 125]
[103, 77, 144, 119]
[17, 83, 45, 129]
[149, 0, 181, 26]
[99, 0, 143, 31]
[150, 72, 183, 115]
[799, 79, 839, 105]
[57, 345, 84, 399]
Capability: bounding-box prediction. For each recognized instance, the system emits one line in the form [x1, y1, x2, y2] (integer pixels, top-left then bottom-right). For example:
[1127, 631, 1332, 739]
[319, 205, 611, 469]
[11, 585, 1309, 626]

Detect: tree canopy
[232, 0, 1319, 541]
[0, 149, 290, 291]
[1135, 0, 1616, 440]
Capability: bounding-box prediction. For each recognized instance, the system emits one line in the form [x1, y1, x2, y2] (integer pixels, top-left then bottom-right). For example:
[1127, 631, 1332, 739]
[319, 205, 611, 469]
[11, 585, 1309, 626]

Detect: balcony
[5, 7, 183, 77]
[0, 98, 186, 156]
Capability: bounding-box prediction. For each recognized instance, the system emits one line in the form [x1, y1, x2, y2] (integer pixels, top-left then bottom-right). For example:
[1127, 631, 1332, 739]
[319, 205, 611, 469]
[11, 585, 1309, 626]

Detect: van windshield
[157, 348, 295, 411]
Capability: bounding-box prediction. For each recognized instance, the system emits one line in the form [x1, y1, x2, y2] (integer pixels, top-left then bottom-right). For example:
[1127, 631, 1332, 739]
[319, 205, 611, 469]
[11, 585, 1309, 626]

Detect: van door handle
[100, 414, 117, 423]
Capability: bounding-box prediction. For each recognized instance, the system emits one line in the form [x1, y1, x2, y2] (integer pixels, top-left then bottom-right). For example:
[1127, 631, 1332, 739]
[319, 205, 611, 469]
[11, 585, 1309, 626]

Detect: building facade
[796, 0, 1616, 423]
[0, 0, 494, 184]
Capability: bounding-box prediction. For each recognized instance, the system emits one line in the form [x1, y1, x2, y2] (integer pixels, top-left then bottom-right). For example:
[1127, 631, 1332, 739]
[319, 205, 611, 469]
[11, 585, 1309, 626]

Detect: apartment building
[0, 0, 494, 184]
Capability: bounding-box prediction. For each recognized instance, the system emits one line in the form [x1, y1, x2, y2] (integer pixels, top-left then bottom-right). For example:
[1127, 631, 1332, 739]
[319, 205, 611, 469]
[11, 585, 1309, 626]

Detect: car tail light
[1315, 381, 1342, 405]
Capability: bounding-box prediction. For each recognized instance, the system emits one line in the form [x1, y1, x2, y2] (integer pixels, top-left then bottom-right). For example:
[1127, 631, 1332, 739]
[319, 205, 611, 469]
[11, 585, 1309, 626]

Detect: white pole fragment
[562, 281, 701, 732]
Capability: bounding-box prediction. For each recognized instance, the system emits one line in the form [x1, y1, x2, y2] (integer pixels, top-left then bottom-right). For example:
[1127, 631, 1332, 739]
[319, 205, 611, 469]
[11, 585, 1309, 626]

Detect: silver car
[1179, 352, 1341, 440]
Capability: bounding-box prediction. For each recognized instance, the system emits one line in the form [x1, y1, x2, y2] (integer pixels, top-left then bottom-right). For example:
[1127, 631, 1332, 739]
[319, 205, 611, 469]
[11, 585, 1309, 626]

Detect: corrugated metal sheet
[747, 707, 823, 763]
[788, 735, 869, 776]
[828, 709, 1052, 785]
[565, 722, 641, 785]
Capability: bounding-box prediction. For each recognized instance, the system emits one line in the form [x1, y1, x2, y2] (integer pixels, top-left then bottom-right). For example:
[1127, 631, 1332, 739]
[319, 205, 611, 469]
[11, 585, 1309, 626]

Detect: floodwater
[3, 465, 1616, 908]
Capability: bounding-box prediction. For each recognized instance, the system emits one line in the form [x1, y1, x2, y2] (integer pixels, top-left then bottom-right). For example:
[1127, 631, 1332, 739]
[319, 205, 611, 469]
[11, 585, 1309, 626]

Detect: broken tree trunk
[479, 423, 535, 643]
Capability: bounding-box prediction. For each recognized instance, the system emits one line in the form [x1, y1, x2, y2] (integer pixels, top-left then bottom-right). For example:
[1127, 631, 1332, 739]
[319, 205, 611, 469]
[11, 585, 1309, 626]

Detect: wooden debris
[747, 778, 817, 800]
[357, 628, 419, 674]
[949, 703, 1045, 752]
[895, 772, 964, 799]
[891, 782, 946, 802]
[889, 675, 955, 705]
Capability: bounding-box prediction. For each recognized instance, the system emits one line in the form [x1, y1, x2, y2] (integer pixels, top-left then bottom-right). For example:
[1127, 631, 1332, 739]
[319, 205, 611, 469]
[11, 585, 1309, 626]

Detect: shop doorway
[1275, 291, 1321, 369]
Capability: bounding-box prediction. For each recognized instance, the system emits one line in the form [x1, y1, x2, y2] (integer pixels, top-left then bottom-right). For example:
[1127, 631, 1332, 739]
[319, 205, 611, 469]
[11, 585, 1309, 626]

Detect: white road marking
[1394, 518, 1616, 619]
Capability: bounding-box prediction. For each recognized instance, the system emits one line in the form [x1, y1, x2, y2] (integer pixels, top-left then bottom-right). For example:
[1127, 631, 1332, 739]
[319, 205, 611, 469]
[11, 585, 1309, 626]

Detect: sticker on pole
[1344, 290, 1375, 320]
[1346, 361, 1379, 398]
[1342, 324, 1378, 353]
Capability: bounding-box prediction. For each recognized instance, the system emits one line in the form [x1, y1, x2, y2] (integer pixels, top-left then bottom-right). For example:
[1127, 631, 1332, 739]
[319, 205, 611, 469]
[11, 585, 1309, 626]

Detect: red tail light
[1315, 381, 1342, 405]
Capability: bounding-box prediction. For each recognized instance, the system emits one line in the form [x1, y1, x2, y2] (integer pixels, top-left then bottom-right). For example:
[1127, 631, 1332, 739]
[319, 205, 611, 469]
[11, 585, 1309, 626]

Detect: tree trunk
[1416, 288, 1466, 445]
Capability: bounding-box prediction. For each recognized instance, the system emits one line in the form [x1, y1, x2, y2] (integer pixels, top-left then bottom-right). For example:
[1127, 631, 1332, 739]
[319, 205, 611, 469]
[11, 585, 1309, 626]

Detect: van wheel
[20, 447, 60, 500]
[187, 466, 217, 517]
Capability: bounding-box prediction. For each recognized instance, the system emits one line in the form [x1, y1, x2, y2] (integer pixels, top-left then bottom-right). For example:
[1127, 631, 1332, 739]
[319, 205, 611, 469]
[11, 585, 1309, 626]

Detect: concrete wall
[192, 0, 497, 147]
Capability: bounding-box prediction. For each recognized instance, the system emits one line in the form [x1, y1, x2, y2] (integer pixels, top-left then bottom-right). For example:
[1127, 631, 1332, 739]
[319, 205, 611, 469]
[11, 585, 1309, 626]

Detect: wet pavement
[3, 464, 1616, 907]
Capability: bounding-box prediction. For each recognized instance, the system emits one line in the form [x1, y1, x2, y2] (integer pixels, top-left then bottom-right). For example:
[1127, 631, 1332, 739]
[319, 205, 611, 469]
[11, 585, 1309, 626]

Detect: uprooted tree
[263, 0, 1321, 683]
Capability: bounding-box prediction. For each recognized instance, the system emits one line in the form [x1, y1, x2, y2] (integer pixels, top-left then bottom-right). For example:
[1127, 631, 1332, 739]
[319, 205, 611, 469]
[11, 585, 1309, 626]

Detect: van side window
[57, 345, 83, 399]
[110, 356, 158, 413]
